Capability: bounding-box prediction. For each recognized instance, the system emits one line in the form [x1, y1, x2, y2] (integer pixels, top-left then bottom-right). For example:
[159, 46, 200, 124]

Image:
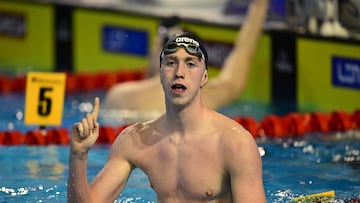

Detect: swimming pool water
[0, 92, 359, 202]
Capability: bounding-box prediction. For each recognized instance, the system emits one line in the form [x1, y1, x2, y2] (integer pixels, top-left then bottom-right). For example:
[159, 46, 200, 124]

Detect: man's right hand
[70, 97, 100, 154]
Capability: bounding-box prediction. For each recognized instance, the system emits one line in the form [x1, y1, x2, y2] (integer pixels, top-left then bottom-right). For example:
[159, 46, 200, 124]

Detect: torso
[115, 111, 238, 202]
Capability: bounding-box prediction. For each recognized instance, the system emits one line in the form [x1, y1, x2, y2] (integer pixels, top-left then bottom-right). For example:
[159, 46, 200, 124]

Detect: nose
[175, 63, 185, 79]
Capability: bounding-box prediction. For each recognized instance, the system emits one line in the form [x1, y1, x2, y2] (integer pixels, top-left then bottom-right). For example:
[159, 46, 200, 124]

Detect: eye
[164, 59, 177, 67]
[186, 61, 196, 68]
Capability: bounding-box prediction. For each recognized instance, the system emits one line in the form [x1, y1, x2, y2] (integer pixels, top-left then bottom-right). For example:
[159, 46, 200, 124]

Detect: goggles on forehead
[162, 42, 204, 61]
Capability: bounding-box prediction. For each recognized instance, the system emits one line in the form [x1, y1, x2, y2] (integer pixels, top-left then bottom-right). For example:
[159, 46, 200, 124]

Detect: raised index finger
[92, 97, 100, 119]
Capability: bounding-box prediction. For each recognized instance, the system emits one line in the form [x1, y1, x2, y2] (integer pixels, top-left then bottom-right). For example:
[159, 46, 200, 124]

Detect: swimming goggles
[163, 42, 204, 60]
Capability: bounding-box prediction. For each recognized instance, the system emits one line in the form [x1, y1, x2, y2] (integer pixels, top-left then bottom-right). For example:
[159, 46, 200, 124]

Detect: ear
[200, 70, 208, 88]
[159, 66, 164, 84]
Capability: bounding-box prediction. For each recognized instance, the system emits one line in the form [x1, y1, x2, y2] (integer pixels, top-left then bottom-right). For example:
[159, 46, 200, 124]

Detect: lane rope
[0, 70, 359, 145]
[1, 109, 359, 145]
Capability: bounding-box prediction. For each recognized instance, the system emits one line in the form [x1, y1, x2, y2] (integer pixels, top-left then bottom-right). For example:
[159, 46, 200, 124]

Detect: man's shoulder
[218, 118, 259, 159]
[120, 122, 153, 137]
[209, 111, 253, 140]
[112, 122, 153, 153]
[121, 116, 164, 137]
[210, 110, 241, 128]
[112, 123, 148, 147]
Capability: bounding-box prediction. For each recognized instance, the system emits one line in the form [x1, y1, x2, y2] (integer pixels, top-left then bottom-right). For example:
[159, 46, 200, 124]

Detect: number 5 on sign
[25, 72, 66, 126]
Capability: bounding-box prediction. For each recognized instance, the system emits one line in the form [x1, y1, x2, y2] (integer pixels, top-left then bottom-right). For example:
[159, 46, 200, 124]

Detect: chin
[170, 98, 188, 107]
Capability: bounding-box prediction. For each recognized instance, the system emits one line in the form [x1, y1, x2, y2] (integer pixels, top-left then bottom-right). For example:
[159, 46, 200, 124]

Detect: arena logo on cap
[175, 37, 200, 46]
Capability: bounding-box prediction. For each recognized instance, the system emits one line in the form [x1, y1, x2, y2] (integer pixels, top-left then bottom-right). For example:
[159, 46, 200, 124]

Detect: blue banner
[332, 56, 360, 90]
[102, 25, 148, 56]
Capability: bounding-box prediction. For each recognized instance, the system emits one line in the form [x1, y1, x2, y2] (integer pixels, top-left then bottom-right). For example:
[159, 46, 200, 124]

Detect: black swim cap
[160, 32, 208, 69]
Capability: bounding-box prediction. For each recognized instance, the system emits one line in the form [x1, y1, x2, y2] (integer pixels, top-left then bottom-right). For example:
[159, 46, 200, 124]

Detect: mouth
[171, 83, 186, 94]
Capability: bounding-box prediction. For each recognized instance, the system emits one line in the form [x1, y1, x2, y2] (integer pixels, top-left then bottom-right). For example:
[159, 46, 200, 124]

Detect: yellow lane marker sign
[25, 72, 66, 126]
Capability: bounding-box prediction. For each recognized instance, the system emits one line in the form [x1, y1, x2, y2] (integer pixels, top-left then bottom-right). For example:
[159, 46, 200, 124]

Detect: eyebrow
[164, 55, 202, 63]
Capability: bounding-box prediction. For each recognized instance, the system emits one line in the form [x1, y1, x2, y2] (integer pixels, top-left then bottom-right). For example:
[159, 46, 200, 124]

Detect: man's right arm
[67, 141, 133, 203]
[67, 97, 101, 202]
[67, 96, 134, 202]
[67, 150, 93, 202]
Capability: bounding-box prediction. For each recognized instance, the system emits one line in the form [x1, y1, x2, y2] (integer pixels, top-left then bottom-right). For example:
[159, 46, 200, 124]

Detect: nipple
[206, 189, 213, 197]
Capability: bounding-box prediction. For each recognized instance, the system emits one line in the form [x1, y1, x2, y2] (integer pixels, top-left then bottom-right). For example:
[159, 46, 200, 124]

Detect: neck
[164, 97, 206, 134]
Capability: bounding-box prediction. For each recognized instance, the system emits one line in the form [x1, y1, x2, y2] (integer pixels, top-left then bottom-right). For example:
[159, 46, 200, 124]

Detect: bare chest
[136, 137, 230, 201]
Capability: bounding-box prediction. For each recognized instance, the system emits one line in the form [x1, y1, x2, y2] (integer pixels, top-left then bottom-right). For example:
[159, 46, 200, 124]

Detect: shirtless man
[103, 0, 269, 112]
[67, 33, 266, 202]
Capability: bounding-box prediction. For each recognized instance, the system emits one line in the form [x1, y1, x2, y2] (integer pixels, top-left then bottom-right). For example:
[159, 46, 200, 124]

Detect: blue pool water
[1, 91, 360, 202]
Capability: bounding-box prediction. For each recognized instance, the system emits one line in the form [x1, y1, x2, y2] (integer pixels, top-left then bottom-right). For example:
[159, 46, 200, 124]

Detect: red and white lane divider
[0, 110, 359, 145]
[0, 70, 145, 94]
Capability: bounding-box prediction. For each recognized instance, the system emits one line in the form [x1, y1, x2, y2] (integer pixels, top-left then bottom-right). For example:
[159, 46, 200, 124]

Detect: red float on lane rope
[47, 128, 70, 145]
[97, 126, 117, 144]
[259, 115, 285, 137]
[25, 130, 48, 145]
[235, 117, 259, 138]
[283, 113, 311, 136]
[0, 131, 24, 145]
[350, 109, 360, 129]
[0, 76, 11, 94]
[310, 112, 331, 133]
[329, 111, 353, 132]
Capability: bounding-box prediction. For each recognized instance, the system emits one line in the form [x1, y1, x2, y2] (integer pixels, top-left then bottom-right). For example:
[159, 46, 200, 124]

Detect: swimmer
[68, 25, 266, 202]
[103, 0, 269, 112]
